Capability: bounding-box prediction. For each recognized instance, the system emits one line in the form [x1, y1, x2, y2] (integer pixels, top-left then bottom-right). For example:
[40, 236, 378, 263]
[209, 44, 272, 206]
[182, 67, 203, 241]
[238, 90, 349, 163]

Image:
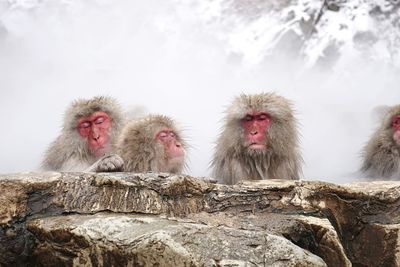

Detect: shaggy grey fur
[361, 105, 400, 179]
[41, 96, 124, 171]
[211, 93, 302, 184]
[116, 115, 187, 173]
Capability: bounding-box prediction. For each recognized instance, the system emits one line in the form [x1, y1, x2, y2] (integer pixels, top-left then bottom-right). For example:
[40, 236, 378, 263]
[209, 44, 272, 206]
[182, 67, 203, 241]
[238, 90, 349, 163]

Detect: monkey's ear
[372, 105, 390, 123]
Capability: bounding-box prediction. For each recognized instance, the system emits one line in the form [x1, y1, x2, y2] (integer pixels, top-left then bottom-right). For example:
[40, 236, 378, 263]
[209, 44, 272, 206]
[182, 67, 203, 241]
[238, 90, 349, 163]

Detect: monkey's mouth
[248, 143, 266, 150]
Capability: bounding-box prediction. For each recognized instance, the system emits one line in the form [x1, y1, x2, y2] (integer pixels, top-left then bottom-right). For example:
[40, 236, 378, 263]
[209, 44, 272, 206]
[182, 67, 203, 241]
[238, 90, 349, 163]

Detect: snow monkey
[211, 93, 302, 184]
[41, 96, 125, 172]
[361, 105, 400, 179]
[115, 115, 187, 173]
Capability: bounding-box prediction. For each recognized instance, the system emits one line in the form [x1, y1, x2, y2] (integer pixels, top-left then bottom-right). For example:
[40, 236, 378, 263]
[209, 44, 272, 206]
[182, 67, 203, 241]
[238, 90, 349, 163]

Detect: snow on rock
[1, 0, 399, 69]
[186, 0, 400, 69]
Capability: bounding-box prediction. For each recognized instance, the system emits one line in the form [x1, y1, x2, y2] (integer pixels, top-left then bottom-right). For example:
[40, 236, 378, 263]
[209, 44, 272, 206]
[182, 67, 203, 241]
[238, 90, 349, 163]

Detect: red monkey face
[77, 111, 112, 157]
[156, 129, 185, 159]
[241, 113, 271, 150]
[392, 115, 400, 146]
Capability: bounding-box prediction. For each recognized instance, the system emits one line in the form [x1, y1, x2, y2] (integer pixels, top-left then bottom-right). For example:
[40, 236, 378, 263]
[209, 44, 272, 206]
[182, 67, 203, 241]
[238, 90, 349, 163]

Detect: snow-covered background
[0, 0, 399, 182]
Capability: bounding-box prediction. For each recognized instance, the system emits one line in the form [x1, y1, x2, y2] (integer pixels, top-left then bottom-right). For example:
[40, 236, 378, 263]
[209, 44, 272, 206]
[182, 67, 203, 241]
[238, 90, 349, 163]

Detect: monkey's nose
[250, 131, 258, 135]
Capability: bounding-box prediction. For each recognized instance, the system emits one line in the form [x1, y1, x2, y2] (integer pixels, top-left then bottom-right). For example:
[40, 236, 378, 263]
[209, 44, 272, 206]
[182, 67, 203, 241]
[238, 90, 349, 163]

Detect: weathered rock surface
[1, 172, 400, 266]
[28, 213, 326, 267]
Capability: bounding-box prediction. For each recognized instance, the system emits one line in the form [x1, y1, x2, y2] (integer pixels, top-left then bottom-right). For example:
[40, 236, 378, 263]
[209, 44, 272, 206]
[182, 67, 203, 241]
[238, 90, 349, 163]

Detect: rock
[1, 172, 400, 266]
[0, 172, 61, 265]
[202, 0, 400, 68]
[186, 212, 350, 266]
[28, 213, 327, 266]
[327, 3, 340, 12]
[353, 31, 379, 47]
[350, 222, 400, 266]
[314, 41, 341, 70]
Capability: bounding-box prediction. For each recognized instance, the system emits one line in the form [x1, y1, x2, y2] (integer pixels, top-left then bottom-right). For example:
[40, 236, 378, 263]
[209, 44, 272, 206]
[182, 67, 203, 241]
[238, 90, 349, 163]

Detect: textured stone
[1, 172, 400, 266]
[28, 213, 326, 267]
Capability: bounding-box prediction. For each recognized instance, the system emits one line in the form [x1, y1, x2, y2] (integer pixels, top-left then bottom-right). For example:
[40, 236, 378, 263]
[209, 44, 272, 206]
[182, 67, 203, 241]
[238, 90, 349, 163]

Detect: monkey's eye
[257, 114, 269, 121]
[244, 115, 253, 121]
[94, 117, 105, 124]
[80, 122, 91, 129]
[170, 132, 175, 138]
[159, 132, 168, 138]
[393, 116, 400, 127]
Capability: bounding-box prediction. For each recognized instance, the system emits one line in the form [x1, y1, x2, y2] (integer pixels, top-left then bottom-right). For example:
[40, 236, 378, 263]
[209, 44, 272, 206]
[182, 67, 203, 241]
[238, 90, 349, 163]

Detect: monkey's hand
[86, 154, 124, 172]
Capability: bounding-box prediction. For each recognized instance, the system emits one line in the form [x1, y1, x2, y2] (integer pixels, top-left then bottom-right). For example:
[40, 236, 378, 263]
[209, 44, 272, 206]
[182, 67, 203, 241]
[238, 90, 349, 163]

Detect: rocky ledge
[1, 172, 400, 266]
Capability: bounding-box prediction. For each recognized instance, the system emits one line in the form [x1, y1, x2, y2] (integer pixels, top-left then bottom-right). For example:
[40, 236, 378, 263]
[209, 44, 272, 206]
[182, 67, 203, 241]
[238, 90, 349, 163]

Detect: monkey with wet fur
[211, 93, 302, 184]
[41, 96, 125, 172]
[115, 115, 187, 173]
[361, 105, 400, 179]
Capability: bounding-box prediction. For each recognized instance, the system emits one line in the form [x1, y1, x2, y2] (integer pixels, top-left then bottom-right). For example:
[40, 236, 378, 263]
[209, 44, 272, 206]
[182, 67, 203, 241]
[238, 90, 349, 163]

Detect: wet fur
[117, 115, 187, 173]
[361, 105, 400, 179]
[211, 93, 302, 184]
[41, 96, 124, 171]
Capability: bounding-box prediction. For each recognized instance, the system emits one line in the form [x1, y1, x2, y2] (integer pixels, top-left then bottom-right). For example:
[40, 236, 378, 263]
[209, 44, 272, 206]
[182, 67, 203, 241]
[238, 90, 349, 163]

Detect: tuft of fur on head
[41, 96, 124, 171]
[381, 105, 400, 132]
[63, 95, 124, 152]
[117, 114, 187, 173]
[64, 96, 124, 131]
[361, 105, 400, 179]
[211, 92, 302, 184]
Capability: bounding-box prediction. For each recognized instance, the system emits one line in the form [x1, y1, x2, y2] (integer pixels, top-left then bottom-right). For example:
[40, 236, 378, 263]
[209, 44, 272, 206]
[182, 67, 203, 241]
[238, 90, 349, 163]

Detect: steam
[0, 0, 399, 183]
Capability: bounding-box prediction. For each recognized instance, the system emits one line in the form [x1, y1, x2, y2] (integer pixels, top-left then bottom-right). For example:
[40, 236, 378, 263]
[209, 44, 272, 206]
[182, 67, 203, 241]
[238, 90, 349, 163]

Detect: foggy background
[0, 0, 399, 183]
